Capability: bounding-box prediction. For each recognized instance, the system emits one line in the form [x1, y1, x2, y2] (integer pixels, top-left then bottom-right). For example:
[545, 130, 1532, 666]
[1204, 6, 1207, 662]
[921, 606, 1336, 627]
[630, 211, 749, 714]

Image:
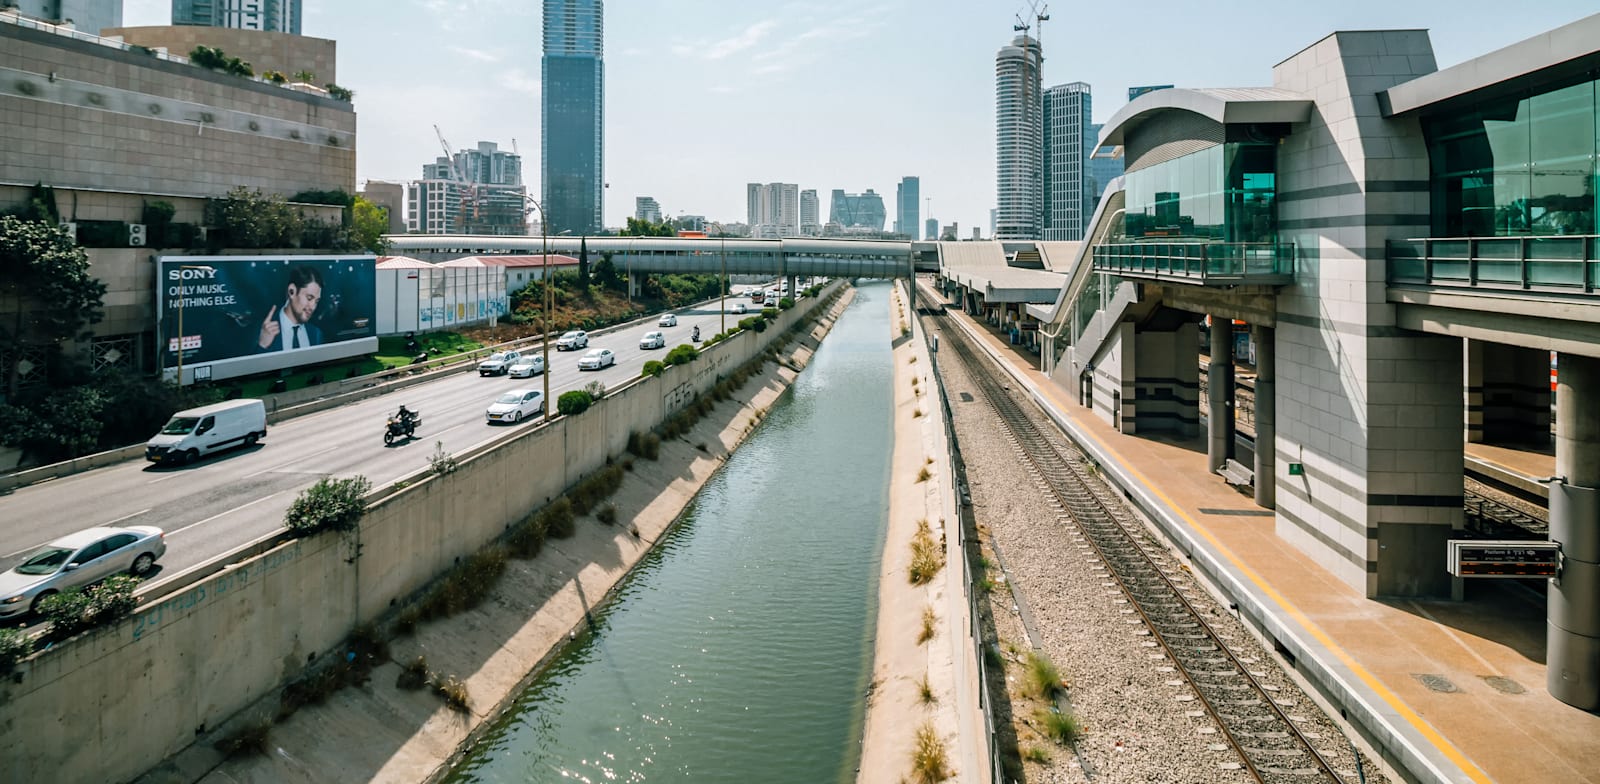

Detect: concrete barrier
[0, 283, 844, 784]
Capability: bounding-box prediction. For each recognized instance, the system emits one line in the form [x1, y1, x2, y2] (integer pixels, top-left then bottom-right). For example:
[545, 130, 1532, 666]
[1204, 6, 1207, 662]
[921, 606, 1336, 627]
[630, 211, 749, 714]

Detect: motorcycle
[383, 411, 421, 446]
[692, 327, 701, 343]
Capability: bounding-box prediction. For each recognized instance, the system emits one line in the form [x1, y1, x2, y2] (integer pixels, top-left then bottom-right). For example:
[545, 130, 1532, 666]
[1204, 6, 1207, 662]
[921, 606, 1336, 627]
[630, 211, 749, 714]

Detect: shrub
[908, 519, 943, 585]
[918, 673, 937, 704]
[417, 546, 507, 620]
[642, 360, 665, 378]
[583, 379, 607, 400]
[910, 723, 951, 783]
[428, 441, 458, 475]
[543, 497, 577, 539]
[918, 605, 937, 644]
[41, 574, 139, 639]
[1023, 651, 1063, 700]
[596, 504, 618, 525]
[916, 467, 931, 483]
[284, 475, 372, 535]
[778, 296, 795, 310]
[738, 316, 767, 333]
[214, 718, 272, 758]
[639, 432, 661, 460]
[1021, 745, 1050, 763]
[557, 390, 594, 416]
[570, 464, 624, 516]
[761, 307, 779, 320]
[396, 656, 429, 690]
[432, 674, 471, 713]
[1035, 707, 1081, 745]
[0, 627, 30, 673]
[664, 344, 698, 366]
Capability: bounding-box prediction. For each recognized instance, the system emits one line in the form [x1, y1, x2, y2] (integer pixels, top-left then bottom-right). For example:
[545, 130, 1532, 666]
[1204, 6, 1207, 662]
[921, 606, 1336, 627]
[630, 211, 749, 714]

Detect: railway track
[929, 309, 1361, 784]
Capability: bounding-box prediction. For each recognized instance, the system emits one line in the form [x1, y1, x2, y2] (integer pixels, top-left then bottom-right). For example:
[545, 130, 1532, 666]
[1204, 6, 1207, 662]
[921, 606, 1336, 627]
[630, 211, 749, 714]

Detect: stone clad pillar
[1208, 316, 1235, 472]
[1550, 352, 1600, 709]
[1253, 325, 1276, 508]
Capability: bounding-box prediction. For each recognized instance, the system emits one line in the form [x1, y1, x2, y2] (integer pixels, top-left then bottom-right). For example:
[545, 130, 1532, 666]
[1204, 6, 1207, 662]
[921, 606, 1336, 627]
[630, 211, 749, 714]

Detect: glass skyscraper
[895, 176, 920, 239]
[542, 0, 604, 236]
[172, 0, 301, 34]
[1043, 82, 1091, 241]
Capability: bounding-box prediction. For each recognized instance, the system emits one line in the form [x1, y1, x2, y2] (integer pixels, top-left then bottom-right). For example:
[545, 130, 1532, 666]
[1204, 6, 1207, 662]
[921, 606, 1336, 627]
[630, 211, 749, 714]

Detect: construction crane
[433, 124, 481, 232]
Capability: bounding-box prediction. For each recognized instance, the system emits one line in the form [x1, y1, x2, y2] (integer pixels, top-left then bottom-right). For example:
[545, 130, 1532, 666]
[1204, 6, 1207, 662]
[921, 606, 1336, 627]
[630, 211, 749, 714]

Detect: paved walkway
[923, 284, 1599, 784]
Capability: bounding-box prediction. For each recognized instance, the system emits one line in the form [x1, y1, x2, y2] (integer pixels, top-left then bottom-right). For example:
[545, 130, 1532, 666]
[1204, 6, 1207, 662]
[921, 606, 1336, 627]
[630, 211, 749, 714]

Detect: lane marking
[2, 508, 153, 559]
[166, 492, 286, 538]
[243, 445, 341, 478]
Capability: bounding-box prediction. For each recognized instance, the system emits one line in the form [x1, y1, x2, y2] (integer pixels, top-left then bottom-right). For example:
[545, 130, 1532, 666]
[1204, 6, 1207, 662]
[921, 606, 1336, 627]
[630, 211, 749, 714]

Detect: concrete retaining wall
[0, 286, 841, 784]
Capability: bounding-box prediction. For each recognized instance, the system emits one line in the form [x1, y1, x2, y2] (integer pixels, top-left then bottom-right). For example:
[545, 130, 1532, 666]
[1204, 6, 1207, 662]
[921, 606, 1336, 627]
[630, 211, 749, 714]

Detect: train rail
[929, 309, 1362, 784]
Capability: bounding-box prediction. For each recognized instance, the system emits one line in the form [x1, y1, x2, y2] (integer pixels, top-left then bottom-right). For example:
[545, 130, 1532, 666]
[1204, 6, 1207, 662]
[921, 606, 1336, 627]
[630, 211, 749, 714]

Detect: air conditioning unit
[128, 223, 147, 247]
[59, 221, 77, 241]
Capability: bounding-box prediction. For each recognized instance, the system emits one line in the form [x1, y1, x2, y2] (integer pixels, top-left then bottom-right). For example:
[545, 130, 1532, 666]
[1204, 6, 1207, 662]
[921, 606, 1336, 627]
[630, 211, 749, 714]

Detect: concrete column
[1469, 340, 1553, 445]
[627, 271, 638, 299]
[1252, 324, 1276, 509]
[1550, 352, 1600, 709]
[1207, 316, 1235, 472]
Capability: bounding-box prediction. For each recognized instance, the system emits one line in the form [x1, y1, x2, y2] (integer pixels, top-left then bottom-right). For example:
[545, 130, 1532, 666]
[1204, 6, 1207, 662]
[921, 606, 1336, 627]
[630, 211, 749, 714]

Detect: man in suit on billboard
[256, 265, 324, 352]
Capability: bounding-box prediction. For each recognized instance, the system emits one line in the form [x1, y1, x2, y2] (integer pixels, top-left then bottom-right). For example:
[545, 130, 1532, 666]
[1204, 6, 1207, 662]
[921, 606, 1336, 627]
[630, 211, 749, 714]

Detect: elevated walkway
[922, 280, 1599, 784]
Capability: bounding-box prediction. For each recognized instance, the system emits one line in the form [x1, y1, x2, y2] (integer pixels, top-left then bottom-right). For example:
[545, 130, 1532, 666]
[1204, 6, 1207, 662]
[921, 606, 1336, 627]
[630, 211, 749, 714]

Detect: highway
[0, 288, 780, 587]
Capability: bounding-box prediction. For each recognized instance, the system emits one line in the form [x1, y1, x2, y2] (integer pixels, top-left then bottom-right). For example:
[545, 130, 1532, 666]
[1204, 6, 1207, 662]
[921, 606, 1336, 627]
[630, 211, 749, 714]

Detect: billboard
[157, 256, 376, 370]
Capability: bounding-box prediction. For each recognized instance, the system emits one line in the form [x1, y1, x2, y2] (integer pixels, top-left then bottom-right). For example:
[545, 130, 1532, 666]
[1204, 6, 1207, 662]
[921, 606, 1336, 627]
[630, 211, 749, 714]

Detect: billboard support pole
[173, 264, 216, 388]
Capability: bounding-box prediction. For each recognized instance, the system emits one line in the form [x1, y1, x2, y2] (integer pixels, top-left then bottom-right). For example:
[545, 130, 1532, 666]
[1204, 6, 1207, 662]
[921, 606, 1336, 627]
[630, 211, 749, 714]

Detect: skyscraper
[1087, 122, 1124, 213]
[635, 196, 661, 223]
[746, 182, 800, 238]
[800, 189, 820, 236]
[409, 141, 527, 236]
[829, 189, 886, 231]
[995, 34, 1042, 239]
[12, 0, 121, 33]
[542, 0, 604, 236]
[926, 217, 939, 241]
[895, 176, 920, 239]
[172, 0, 300, 34]
[1043, 82, 1091, 241]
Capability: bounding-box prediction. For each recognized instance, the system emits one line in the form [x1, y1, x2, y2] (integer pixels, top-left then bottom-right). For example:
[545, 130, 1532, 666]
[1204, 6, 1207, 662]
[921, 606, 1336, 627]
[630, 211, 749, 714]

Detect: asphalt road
[0, 286, 785, 586]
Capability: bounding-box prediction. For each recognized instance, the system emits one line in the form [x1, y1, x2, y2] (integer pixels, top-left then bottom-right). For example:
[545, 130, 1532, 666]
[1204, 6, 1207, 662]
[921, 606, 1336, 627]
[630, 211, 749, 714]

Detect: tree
[621, 216, 676, 237]
[350, 195, 391, 254]
[292, 70, 317, 83]
[578, 235, 590, 288]
[205, 187, 303, 248]
[0, 216, 106, 399]
[591, 253, 624, 292]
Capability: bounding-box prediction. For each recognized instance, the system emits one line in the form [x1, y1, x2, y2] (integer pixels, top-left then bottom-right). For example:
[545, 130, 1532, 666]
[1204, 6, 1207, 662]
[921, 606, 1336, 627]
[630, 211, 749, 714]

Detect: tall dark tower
[542, 0, 604, 235]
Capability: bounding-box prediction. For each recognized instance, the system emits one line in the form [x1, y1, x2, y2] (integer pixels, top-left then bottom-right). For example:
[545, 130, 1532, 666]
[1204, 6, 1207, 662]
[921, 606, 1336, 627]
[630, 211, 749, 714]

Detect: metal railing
[1091, 240, 1296, 285]
[2, 10, 193, 65]
[1387, 236, 1600, 295]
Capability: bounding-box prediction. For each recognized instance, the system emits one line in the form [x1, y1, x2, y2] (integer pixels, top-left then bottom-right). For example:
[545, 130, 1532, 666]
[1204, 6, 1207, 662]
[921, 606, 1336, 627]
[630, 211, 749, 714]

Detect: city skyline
[116, 0, 1599, 235]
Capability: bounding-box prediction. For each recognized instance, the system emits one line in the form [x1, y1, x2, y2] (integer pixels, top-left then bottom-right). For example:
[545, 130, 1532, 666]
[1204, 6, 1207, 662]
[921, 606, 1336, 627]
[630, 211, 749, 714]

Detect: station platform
[1465, 442, 1557, 501]
[917, 283, 1599, 784]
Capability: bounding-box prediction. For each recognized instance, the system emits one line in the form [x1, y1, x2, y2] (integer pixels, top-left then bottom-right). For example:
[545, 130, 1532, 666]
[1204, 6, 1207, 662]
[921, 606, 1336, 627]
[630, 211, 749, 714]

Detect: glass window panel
[1529, 82, 1596, 235]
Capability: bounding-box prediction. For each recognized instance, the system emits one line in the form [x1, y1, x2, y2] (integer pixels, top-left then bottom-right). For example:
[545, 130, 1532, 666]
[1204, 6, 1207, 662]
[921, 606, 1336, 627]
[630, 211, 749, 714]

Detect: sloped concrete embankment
[0, 284, 848, 784]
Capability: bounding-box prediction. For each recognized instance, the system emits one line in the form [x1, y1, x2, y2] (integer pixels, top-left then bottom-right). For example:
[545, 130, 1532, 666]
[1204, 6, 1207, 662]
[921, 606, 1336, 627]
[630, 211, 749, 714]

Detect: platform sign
[1448, 540, 1561, 578]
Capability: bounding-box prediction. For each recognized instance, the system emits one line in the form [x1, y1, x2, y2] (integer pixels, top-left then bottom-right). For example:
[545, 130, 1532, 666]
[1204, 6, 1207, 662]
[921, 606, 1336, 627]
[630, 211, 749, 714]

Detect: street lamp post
[707, 220, 727, 335]
[525, 197, 553, 421]
[173, 264, 215, 387]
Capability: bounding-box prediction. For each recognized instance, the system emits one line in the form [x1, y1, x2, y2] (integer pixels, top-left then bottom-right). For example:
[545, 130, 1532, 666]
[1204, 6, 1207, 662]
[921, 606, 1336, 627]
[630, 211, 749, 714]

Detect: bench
[1219, 458, 1254, 488]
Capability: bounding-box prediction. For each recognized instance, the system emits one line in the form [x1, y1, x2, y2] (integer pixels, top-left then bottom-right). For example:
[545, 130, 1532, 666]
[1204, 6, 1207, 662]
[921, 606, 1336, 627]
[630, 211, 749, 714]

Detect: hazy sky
[123, 1, 1596, 235]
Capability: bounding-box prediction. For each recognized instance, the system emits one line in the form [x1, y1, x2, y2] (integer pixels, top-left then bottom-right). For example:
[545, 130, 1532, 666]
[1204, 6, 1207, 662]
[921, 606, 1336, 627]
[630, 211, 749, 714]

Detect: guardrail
[1092, 241, 1296, 285]
[1387, 235, 1600, 294]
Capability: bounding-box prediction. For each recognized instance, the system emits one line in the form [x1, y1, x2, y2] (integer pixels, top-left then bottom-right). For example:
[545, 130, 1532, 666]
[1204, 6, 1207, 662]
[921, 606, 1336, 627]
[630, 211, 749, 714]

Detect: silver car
[0, 525, 166, 618]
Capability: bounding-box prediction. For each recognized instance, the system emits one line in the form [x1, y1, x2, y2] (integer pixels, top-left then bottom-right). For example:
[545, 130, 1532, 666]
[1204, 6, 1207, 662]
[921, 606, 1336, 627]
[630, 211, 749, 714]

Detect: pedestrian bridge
[385, 234, 936, 279]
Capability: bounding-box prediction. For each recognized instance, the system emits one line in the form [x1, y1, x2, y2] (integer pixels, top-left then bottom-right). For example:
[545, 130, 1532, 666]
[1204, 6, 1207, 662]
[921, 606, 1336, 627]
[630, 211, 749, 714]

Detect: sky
[123, 0, 1598, 236]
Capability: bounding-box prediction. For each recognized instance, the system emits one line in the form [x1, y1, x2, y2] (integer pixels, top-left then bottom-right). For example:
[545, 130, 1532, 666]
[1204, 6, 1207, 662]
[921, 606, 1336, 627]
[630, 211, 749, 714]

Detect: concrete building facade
[4, 0, 120, 33]
[746, 182, 800, 238]
[800, 188, 820, 236]
[635, 196, 661, 223]
[1043, 81, 1092, 241]
[105, 24, 338, 84]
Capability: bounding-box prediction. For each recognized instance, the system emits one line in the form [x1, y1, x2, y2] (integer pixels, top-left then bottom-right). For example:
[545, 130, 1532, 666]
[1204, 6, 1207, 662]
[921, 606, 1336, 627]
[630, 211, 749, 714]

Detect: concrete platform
[1465, 442, 1557, 501]
[923, 283, 1599, 784]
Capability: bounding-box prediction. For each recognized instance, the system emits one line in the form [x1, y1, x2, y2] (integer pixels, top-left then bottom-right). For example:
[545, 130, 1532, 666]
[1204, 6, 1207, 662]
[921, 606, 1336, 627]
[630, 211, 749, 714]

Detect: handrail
[1387, 236, 1599, 294]
[1091, 240, 1296, 283]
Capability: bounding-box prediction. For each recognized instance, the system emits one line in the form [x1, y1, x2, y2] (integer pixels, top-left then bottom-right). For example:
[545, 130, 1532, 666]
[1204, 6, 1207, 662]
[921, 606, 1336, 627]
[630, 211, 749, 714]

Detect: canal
[448, 282, 894, 783]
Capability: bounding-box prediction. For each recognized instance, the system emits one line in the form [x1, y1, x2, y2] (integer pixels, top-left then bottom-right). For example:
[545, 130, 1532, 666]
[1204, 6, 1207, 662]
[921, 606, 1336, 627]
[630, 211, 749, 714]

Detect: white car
[478, 350, 522, 376]
[485, 388, 545, 424]
[658, 313, 678, 327]
[640, 331, 666, 350]
[0, 525, 167, 618]
[732, 302, 748, 314]
[507, 355, 546, 378]
[556, 330, 588, 351]
[577, 348, 616, 370]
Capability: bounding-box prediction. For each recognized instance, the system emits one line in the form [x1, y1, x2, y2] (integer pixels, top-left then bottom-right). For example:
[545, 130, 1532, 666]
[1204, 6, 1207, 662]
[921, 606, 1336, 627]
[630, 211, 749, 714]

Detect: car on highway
[0, 525, 167, 618]
[577, 348, 616, 370]
[640, 331, 666, 350]
[507, 355, 546, 378]
[485, 389, 545, 424]
[478, 350, 522, 376]
[732, 302, 748, 314]
[658, 313, 678, 327]
[556, 330, 589, 351]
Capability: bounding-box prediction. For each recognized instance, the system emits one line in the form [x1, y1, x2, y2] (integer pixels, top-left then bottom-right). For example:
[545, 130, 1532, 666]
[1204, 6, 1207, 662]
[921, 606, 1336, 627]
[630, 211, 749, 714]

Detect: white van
[145, 399, 267, 465]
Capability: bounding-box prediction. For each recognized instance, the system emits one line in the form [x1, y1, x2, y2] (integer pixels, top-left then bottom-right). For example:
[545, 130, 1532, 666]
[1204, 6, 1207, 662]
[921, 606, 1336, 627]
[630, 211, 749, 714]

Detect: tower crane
[433, 124, 481, 231]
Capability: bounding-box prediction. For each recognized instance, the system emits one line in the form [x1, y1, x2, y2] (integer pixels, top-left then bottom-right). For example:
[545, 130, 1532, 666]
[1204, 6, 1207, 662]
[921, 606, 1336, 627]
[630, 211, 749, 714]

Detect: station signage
[1447, 540, 1561, 578]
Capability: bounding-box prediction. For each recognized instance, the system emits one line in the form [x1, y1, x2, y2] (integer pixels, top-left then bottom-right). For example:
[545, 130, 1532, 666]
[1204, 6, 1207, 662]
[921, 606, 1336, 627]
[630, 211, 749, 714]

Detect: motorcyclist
[395, 405, 416, 433]
[692, 325, 701, 342]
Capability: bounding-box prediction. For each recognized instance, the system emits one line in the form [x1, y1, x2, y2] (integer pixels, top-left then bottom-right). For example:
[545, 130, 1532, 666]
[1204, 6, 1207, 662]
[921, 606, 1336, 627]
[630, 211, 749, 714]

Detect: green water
[448, 282, 894, 784]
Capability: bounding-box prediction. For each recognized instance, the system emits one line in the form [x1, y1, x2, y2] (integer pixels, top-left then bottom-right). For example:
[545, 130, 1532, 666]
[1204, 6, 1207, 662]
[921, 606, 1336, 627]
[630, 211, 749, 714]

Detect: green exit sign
[1287, 463, 1304, 476]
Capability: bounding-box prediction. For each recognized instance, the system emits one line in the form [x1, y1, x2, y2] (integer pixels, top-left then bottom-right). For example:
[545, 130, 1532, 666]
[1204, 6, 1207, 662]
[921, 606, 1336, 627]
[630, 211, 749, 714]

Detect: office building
[424, 141, 521, 186]
[989, 208, 998, 238]
[800, 189, 820, 235]
[359, 181, 406, 234]
[1127, 83, 1173, 101]
[172, 0, 301, 34]
[926, 217, 938, 241]
[895, 176, 920, 239]
[542, 0, 604, 236]
[1043, 81, 1092, 241]
[746, 182, 800, 238]
[1087, 122, 1123, 210]
[996, 33, 1042, 239]
[829, 189, 886, 231]
[6, 0, 121, 33]
[635, 196, 661, 223]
